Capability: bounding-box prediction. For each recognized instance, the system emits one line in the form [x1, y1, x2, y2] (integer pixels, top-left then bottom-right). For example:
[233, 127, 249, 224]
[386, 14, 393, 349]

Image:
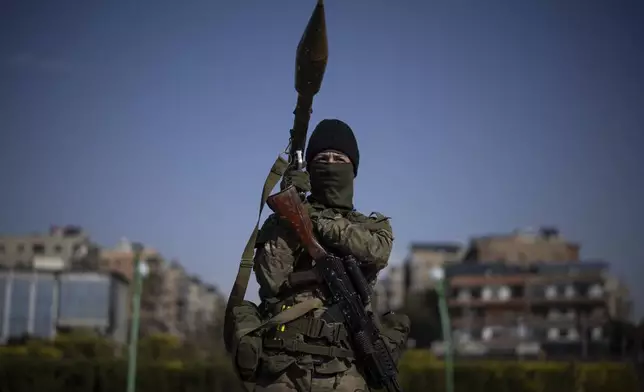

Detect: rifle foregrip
[267, 185, 327, 261]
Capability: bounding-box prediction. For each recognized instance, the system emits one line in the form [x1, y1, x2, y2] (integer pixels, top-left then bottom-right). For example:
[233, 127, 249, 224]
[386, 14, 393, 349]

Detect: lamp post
[127, 242, 147, 392]
[431, 267, 454, 392]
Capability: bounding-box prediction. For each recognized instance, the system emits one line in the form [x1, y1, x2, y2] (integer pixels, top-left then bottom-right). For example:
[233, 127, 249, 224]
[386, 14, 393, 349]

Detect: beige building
[604, 276, 633, 321]
[139, 259, 186, 337]
[0, 225, 92, 268]
[462, 227, 580, 264]
[407, 242, 463, 293]
[374, 265, 406, 314]
[179, 277, 223, 338]
[98, 238, 160, 282]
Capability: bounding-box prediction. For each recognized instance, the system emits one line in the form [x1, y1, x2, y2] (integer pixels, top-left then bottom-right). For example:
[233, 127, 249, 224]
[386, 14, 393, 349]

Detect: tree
[401, 289, 442, 348]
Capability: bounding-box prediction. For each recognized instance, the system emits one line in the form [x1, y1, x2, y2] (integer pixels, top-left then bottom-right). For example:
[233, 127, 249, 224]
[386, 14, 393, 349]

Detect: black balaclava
[305, 119, 360, 211]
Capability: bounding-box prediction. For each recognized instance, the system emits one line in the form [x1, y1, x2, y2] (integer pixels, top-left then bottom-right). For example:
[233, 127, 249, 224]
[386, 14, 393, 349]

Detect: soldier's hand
[280, 169, 311, 193]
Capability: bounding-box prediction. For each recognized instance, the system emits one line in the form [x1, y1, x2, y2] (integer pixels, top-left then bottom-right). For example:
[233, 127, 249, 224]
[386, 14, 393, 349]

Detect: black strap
[287, 317, 348, 344]
[263, 337, 354, 358]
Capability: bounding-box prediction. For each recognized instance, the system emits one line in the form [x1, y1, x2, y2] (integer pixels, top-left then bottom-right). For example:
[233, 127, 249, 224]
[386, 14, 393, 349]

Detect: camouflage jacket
[253, 203, 394, 303]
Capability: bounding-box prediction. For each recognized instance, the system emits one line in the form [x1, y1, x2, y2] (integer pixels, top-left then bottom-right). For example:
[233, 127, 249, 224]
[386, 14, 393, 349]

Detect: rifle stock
[266, 185, 327, 261]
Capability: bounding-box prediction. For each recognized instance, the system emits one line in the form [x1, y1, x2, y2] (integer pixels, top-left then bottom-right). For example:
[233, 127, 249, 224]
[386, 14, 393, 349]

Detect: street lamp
[127, 242, 147, 392]
[430, 266, 454, 392]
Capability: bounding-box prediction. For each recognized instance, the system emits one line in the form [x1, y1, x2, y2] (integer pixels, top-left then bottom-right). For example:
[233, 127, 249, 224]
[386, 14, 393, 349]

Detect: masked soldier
[248, 119, 407, 392]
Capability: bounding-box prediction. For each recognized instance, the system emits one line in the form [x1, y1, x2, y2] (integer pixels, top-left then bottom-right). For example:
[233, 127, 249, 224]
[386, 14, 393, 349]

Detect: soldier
[252, 118, 395, 392]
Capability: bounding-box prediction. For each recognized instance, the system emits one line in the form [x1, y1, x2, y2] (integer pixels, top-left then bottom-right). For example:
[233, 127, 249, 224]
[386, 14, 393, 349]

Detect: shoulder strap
[225, 155, 288, 323]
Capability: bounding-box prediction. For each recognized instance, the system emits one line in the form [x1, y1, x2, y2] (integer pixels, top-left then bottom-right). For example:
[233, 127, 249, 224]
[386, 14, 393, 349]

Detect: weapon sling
[224, 155, 287, 330]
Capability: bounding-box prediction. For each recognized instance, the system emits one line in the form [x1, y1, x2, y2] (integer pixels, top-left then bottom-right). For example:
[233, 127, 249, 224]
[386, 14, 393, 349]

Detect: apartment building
[374, 265, 406, 314]
[139, 258, 184, 337]
[406, 242, 463, 293]
[139, 258, 223, 340]
[462, 227, 580, 264]
[98, 238, 160, 283]
[0, 263, 129, 344]
[0, 226, 93, 269]
[178, 277, 223, 338]
[436, 261, 615, 359]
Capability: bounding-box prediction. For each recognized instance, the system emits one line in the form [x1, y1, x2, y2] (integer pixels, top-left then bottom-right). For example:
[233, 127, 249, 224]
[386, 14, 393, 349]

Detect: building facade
[406, 242, 463, 293]
[374, 265, 406, 314]
[0, 226, 92, 269]
[436, 261, 613, 358]
[0, 268, 129, 344]
[98, 239, 160, 283]
[462, 227, 580, 264]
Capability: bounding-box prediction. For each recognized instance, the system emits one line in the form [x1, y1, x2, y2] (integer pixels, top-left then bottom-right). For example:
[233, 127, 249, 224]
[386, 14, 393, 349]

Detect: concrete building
[462, 227, 580, 264]
[604, 276, 633, 322]
[97, 239, 160, 283]
[139, 258, 184, 337]
[0, 266, 129, 344]
[374, 265, 406, 314]
[178, 277, 223, 338]
[434, 261, 613, 359]
[406, 242, 463, 293]
[0, 226, 93, 269]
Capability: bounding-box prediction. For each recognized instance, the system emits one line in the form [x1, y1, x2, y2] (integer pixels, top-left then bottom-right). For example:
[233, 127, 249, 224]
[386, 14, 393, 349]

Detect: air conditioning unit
[547, 328, 560, 341]
[498, 285, 511, 301]
[481, 287, 493, 300]
[545, 285, 557, 299]
[588, 284, 604, 298]
[591, 327, 603, 341]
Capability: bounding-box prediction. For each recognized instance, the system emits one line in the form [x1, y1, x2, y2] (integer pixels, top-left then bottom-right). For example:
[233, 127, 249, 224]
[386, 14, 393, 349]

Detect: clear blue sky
[1, 0, 643, 318]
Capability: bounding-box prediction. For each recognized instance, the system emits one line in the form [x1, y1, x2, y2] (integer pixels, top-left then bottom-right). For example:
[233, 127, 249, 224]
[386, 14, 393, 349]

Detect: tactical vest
[256, 203, 359, 360]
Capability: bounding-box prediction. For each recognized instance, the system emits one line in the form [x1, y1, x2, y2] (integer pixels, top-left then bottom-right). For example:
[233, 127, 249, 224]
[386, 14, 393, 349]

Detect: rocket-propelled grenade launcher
[289, 0, 328, 171]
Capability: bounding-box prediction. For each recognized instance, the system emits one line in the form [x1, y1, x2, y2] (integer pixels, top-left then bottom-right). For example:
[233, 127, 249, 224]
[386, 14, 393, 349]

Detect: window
[547, 309, 561, 320]
[591, 327, 602, 341]
[0, 244, 5, 253]
[566, 328, 579, 341]
[588, 284, 603, 298]
[8, 277, 32, 337]
[564, 285, 576, 298]
[54, 245, 63, 253]
[17, 244, 25, 253]
[59, 278, 110, 322]
[0, 277, 5, 332]
[33, 277, 55, 338]
[32, 243, 45, 254]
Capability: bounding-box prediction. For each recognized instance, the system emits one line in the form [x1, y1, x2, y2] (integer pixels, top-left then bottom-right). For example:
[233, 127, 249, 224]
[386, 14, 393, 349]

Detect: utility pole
[126, 242, 147, 392]
[431, 267, 454, 392]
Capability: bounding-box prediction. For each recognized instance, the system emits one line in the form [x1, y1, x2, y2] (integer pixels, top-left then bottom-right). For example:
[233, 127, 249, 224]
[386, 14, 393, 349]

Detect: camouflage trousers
[254, 362, 367, 392]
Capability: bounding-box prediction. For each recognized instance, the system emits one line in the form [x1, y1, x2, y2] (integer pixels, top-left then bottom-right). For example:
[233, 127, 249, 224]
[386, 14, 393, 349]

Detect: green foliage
[0, 333, 639, 392]
[397, 350, 639, 392]
[48, 330, 120, 359]
[401, 289, 442, 348]
[0, 348, 639, 392]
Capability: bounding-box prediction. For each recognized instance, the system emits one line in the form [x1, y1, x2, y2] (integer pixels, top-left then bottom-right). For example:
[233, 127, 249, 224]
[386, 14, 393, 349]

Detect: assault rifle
[267, 185, 403, 392]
